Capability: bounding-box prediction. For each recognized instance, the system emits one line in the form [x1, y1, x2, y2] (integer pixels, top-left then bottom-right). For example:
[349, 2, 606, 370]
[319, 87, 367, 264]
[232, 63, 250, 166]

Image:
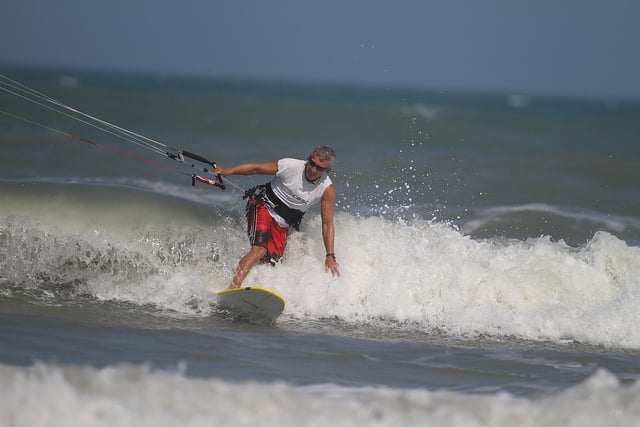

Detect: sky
[2, 0, 639, 99]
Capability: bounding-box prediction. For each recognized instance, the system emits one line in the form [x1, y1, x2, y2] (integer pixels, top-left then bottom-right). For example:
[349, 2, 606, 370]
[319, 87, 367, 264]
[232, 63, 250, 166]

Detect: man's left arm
[321, 184, 340, 276]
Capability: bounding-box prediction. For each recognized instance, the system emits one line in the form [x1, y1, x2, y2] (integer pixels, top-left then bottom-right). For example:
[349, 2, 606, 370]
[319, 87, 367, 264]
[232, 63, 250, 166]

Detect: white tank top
[267, 158, 332, 227]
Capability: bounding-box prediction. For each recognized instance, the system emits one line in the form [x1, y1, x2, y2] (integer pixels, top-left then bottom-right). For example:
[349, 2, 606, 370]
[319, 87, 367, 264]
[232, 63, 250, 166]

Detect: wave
[463, 203, 640, 234]
[2, 182, 640, 349]
[461, 203, 640, 246]
[1, 363, 638, 427]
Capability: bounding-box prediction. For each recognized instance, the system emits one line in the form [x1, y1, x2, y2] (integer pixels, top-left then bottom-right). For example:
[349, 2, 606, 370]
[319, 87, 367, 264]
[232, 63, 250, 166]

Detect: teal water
[2, 67, 640, 426]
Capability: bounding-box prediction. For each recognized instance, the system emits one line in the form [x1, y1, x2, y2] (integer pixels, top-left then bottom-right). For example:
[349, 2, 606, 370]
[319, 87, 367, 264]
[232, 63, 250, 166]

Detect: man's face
[305, 155, 331, 182]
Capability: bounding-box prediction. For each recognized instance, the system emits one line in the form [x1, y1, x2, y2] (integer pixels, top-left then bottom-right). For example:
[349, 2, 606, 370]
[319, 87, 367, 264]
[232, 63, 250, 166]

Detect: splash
[2, 183, 640, 348]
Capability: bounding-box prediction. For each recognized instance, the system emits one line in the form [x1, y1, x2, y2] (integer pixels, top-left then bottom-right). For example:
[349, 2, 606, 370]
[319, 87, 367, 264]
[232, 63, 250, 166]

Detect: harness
[244, 183, 305, 230]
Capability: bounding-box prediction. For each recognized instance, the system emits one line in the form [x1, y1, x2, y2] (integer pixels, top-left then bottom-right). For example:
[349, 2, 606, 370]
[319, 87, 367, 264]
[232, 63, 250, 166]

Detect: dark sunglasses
[307, 157, 328, 172]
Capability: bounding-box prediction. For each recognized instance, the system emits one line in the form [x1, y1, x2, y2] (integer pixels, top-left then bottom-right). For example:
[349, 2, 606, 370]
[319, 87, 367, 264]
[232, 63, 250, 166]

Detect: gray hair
[310, 146, 337, 164]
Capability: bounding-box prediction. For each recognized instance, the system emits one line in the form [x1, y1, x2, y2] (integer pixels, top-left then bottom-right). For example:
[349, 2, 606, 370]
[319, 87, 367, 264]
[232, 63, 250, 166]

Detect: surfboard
[214, 286, 285, 322]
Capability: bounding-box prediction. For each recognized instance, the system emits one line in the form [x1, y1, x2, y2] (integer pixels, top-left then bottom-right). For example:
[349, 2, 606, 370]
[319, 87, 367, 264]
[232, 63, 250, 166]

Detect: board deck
[214, 286, 285, 322]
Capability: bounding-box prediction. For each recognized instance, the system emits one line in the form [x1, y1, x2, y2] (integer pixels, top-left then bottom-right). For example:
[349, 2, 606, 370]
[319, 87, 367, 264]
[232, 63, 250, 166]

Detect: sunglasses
[307, 157, 328, 172]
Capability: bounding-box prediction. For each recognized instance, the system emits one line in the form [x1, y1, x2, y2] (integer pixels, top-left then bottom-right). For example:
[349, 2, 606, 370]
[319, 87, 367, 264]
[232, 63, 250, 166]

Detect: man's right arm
[215, 161, 278, 177]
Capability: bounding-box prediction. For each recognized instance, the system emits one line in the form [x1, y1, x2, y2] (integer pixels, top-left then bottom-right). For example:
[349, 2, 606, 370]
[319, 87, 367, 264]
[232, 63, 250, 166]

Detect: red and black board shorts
[246, 198, 288, 265]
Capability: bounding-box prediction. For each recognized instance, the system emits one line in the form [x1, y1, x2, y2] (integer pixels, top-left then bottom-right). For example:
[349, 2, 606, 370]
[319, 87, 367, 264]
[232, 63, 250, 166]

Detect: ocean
[1, 66, 640, 426]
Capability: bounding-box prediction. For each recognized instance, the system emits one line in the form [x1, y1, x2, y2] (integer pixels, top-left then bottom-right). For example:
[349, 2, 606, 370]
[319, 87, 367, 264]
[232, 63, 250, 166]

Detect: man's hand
[325, 254, 340, 277]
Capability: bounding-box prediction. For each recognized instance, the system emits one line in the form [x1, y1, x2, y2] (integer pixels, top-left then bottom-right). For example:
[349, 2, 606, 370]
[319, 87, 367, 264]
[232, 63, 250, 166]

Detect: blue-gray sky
[2, 0, 639, 99]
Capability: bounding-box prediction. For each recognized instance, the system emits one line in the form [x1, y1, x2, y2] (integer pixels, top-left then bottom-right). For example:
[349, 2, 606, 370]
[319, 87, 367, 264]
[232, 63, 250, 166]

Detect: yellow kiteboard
[215, 286, 285, 322]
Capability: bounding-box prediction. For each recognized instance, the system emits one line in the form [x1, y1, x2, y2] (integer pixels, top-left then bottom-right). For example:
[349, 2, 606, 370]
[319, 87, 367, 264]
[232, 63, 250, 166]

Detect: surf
[2, 180, 640, 349]
[2, 362, 639, 427]
[2, 70, 640, 351]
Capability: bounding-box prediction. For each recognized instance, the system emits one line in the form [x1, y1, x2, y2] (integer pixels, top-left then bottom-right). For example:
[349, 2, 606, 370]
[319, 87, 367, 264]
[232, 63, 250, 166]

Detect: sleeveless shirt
[267, 158, 332, 227]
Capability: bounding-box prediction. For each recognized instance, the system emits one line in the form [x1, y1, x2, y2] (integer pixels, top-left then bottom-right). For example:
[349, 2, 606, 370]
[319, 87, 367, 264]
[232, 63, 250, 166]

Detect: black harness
[244, 182, 305, 230]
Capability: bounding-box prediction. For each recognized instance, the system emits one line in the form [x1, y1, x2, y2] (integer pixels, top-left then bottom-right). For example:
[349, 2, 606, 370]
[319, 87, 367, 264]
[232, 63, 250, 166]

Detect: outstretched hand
[325, 256, 340, 277]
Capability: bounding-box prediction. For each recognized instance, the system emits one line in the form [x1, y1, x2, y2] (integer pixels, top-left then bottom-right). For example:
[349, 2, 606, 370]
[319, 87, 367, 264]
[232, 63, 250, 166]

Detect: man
[214, 146, 340, 289]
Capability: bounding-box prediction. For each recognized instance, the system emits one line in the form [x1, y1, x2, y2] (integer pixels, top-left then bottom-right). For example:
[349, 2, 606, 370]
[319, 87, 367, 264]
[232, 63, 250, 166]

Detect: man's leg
[229, 245, 267, 289]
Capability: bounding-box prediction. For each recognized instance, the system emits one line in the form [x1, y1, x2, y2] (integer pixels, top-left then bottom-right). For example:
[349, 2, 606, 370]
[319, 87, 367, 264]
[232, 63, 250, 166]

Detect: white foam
[1, 363, 638, 427]
[262, 214, 640, 348]
[4, 196, 640, 348]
